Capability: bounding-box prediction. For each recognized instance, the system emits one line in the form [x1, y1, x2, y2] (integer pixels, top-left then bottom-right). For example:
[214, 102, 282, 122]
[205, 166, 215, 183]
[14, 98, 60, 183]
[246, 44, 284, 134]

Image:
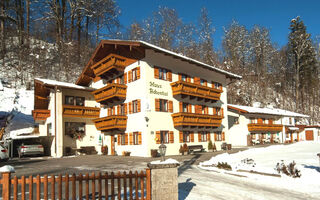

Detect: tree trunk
[26, 0, 30, 46]
[0, 1, 5, 61]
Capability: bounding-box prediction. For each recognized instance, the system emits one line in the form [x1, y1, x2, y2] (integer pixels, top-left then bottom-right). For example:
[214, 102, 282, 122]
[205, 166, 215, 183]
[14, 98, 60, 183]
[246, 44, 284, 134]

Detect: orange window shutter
[168, 101, 173, 113]
[117, 105, 120, 115]
[155, 99, 160, 111]
[222, 132, 225, 141]
[194, 77, 200, 84]
[211, 81, 215, 88]
[190, 132, 194, 142]
[129, 102, 132, 114]
[179, 102, 183, 112]
[156, 131, 161, 144]
[128, 71, 132, 82]
[169, 131, 174, 143]
[213, 107, 216, 115]
[214, 133, 217, 141]
[221, 108, 224, 117]
[112, 106, 116, 115]
[137, 99, 141, 112]
[124, 72, 127, 84]
[198, 133, 202, 142]
[137, 67, 141, 80]
[108, 108, 112, 116]
[207, 133, 211, 141]
[188, 104, 192, 113]
[154, 67, 159, 79]
[129, 133, 133, 145]
[167, 71, 172, 81]
[124, 103, 128, 115]
[178, 74, 182, 81]
[187, 77, 191, 83]
[204, 80, 207, 86]
[179, 131, 183, 143]
[118, 134, 121, 145]
[125, 133, 128, 145]
[138, 132, 142, 145]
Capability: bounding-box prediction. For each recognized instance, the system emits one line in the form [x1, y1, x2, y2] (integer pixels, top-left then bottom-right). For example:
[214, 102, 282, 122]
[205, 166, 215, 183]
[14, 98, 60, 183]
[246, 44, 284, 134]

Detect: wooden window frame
[65, 96, 74, 105]
[65, 122, 86, 137]
[160, 131, 169, 144]
[132, 100, 138, 113]
[120, 134, 126, 145]
[65, 95, 85, 106]
[133, 132, 140, 145]
[183, 131, 190, 143]
[200, 132, 208, 142]
[159, 99, 168, 112]
[215, 132, 222, 141]
[155, 66, 171, 81]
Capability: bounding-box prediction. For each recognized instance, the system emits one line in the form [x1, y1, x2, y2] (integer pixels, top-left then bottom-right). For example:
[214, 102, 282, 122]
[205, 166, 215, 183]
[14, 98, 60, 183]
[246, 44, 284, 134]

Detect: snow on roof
[106, 39, 242, 79]
[35, 78, 94, 91]
[228, 104, 309, 118]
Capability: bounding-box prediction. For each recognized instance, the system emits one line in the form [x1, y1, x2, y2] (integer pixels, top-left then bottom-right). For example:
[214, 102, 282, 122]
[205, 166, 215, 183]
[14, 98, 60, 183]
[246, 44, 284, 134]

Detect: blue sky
[116, 0, 320, 49]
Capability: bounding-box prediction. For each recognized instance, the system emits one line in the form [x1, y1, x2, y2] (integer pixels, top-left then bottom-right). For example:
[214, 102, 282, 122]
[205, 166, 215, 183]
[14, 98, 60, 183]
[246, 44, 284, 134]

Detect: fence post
[146, 169, 151, 200]
[147, 163, 180, 200]
[2, 172, 11, 200]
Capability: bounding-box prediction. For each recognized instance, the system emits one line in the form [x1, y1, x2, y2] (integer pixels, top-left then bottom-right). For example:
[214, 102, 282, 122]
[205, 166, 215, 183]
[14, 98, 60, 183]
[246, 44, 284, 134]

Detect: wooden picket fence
[0, 169, 151, 200]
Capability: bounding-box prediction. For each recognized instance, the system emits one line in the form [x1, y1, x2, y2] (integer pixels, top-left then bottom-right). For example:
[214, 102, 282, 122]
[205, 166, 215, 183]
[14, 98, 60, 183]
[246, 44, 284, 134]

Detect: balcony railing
[92, 83, 127, 105]
[93, 115, 127, 132]
[62, 105, 100, 118]
[171, 80, 223, 101]
[247, 123, 283, 132]
[172, 112, 223, 128]
[90, 54, 130, 77]
[32, 109, 50, 122]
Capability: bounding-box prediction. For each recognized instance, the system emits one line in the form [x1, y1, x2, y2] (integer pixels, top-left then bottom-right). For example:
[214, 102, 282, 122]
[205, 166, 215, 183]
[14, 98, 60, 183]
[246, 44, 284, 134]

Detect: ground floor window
[199, 132, 208, 142]
[183, 131, 190, 143]
[47, 123, 52, 136]
[160, 131, 169, 144]
[121, 134, 126, 145]
[215, 131, 222, 141]
[65, 122, 85, 139]
[131, 132, 142, 145]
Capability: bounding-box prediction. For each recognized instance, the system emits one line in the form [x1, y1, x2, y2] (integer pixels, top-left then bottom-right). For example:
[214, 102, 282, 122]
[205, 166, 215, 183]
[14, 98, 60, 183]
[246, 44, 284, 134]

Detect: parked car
[18, 143, 44, 158]
[0, 144, 9, 161]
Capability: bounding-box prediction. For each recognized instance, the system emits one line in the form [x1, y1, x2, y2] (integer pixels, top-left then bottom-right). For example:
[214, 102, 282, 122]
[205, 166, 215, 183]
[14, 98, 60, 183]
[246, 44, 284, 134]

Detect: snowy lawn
[199, 141, 320, 196]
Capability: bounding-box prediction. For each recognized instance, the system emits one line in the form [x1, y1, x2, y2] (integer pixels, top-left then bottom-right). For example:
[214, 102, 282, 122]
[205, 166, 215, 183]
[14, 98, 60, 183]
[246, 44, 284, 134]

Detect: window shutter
[154, 67, 159, 79]
[213, 107, 216, 115]
[124, 103, 128, 115]
[206, 107, 209, 114]
[214, 133, 217, 141]
[117, 105, 120, 115]
[198, 133, 202, 142]
[179, 131, 183, 143]
[222, 132, 225, 141]
[124, 72, 127, 84]
[195, 105, 199, 114]
[194, 77, 200, 85]
[167, 71, 172, 81]
[129, 102, 132, 114]
[168, 101, 173, 113]
[169, 131, 174, 143]
[108, 108, 112, 116]
[156, 131, 161, 144]
[179, 102, 183, 112]
[190, 132, 194, 142]
[125, 133, 128, 145]
[137, 99, 141, 112]
[138, 132, 142, 145]
[128, 71, 132, 82]
[187, 77, 191, 83]
[112, 106, 116, 115]
[118, 134, 121, 145]
[207, 133, 211, 141]
[155, 99, 160, 111]
[136, 67, 140, 80]
[204, 80, 207, 86]
[129, 133, 133, 145]
[188, 104, 192, 113]
[221, 108, 224, 117]
[178, 74, 182, 81]
[211, 81, 215, 88]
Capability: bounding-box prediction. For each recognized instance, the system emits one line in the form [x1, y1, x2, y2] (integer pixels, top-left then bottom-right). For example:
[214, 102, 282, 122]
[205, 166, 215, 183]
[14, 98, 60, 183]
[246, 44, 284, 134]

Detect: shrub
[275, 160, 301, 178]
[101, 146, 108, 155]
[151, 149, 158, 157]
[208, 140, 213, 150]
[217, 162, 232, 170]
[183, 143, 189, 154]
[179, 145, 184, 155]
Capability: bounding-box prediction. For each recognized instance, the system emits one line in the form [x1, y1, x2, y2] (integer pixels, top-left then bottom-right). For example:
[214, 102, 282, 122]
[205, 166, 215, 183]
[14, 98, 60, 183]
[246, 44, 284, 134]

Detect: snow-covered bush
[275, 160, 301, 178]
[217, 162, 232, 170]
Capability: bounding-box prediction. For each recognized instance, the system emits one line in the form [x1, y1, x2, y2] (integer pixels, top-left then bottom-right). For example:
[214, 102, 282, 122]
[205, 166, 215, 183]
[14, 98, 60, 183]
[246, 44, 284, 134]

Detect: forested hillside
[0, 1, 319, 124]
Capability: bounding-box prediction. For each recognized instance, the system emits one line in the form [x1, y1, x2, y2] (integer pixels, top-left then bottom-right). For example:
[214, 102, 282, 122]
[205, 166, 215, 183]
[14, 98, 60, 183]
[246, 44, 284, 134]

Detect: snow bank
[150, 158, 179, 165]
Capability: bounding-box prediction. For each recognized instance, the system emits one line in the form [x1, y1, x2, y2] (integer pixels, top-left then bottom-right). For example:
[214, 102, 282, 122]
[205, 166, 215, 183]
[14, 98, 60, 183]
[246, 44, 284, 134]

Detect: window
[119, 75, 124, 84]
[159, 99, 168, 112]
[132, 68, 138, 81]
[213, 82, 222, 89]
[289, 118, 292, 125]
[200, 132, 208, 142]
[65, 96, 74, 105]
[121, 134, 126, 145]
[47, 123, 52, 136]
[183, 131, 190, 143]
[133, 132, 140, 145]
[250, 118, 256, 123]
[65, 96, 85, 106]
[234, 117, 239, 124]
[160, 131, 169, 144]
[159, 68, 167, 80]
[132, 100, 138, 113]
[200, 79, 207, 86]
[181, 74, 187, 81]
[65, 122, 85, 138]
[119, 104, 125, 115]
[183, 103, 188, 112]
[155, 66, 172, 81]
[201, 105, 208, 114]
[215, 132, 222, 141]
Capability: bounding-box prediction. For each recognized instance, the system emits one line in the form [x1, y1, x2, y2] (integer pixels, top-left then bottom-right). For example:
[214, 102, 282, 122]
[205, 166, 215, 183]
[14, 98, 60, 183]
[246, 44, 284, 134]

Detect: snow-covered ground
[193, 142, 320, 199]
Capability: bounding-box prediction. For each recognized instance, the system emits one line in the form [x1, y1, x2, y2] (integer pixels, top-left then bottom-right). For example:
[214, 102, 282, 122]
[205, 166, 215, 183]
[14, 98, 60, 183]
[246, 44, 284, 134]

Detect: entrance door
[110, 135, 115, 155]
[306, 130, 314, 141]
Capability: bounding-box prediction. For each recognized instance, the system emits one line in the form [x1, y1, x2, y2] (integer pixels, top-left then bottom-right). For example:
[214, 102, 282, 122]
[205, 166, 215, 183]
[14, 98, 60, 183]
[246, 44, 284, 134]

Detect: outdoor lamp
[159, 143, 167, 161]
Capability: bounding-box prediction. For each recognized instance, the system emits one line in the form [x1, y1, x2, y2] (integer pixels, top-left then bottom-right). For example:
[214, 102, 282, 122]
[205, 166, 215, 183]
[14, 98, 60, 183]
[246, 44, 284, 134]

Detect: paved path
[178, 166, 320, 200]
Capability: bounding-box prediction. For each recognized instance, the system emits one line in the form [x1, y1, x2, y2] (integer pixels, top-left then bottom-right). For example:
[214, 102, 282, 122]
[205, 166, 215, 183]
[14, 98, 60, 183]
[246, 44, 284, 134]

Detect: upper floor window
[212, 82, 222, 90]
[200, 79, 207, 86]
[119, 104, 125, 115]
[133, 132, 141, 145]
[179, 74, 191, 82]
[132, 100, 139, 113]
[154, 66, 172, 81]
[65, 96, 85, 106]
[129, 100, 141, 114]
[155, 99, 173, 112]
[128, 67, 140, 83]
[132, 68, 138, 81]
[159, 99, 168, 112]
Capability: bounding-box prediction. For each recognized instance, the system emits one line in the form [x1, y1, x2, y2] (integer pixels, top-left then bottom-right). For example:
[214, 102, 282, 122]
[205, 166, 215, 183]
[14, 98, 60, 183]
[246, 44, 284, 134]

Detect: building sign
[149, 81, 168, 96]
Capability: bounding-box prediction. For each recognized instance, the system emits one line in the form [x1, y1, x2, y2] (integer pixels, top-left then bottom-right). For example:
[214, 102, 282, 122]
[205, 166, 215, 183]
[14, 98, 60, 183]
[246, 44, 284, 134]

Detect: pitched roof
[228, 104, 309, 118]
[35, 78, 94, 91]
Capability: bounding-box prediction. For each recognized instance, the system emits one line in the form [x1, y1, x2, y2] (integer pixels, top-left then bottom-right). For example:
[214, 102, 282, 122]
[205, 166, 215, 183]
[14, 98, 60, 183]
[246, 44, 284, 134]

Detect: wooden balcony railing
[172, 112, 223, 128]
[247, 123, 283, 132]
[171, 80, 223, 101]
[32, 109, 50, 122]
[92, 83, 127, 105]
[93, 115, 127, 132]
[91, 54, 132, 77]
[62, 105, 100, 118]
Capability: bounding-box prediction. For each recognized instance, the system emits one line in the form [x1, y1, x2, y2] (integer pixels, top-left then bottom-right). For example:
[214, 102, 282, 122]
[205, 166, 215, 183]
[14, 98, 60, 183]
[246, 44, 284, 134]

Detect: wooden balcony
[172, 112, 223, 128]
[92, 83, 127, 105]
[93, 115, 127, 132]
[62, 105, 100, 118]
[90, 53, 134, 78]
[171, 80, 223, 102]
[248, 123, 283, 132]
[32, 109, 50, 122]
